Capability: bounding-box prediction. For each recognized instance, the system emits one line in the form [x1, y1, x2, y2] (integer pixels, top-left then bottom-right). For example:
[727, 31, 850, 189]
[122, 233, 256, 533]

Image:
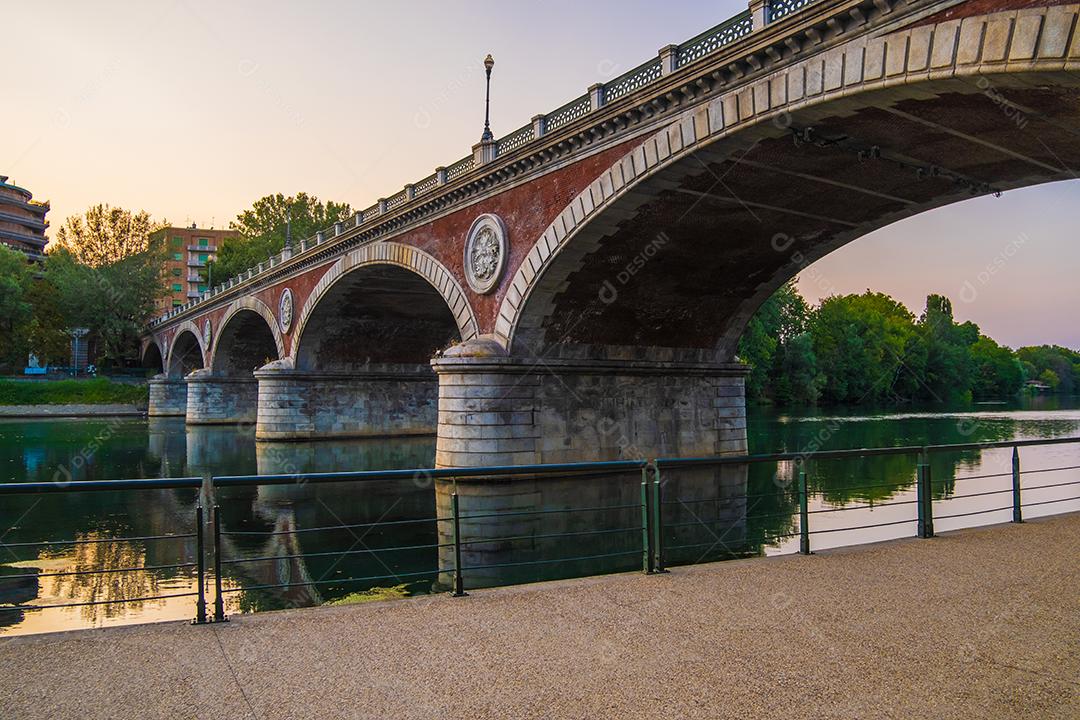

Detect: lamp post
[481, 54, 495, 142]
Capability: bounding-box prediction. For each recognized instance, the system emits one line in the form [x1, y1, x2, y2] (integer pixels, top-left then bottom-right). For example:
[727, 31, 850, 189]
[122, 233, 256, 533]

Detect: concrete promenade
[2, 514, 1077, 719]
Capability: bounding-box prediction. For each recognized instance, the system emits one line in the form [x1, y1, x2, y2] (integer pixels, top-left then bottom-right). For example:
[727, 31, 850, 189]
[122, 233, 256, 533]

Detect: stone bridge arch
[496, 3, 1080, 362]
[149, 322, 205, 418]
[165, 321, 206, 378]
[210, 296, 286, 374]
[256, 241, 479, 441]
[291, 241, 479, 368]
[140, 337, 165, 375]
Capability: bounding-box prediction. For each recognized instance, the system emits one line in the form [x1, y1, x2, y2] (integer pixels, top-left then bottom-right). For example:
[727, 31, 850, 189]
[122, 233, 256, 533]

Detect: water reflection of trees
[51, 535, 161, 622]
[747, 409, 1030, 505]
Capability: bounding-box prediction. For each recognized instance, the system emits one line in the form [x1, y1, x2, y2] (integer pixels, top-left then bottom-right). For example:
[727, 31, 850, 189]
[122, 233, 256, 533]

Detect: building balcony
[187, 259, 206, 267]
[188, 244, 217, 252]
[0, 211, 48, 232]
[187, 273, 203, 282]
[0, 228, 47, 248]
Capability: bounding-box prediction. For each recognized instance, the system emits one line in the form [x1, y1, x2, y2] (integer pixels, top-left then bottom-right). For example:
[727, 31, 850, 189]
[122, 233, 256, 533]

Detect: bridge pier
[185, 369, 259, 426]
[147, 375, 188, 417]
[431, 340, 750, 590]
[253, 359, 439, 441]
[431, 341, 748, 468]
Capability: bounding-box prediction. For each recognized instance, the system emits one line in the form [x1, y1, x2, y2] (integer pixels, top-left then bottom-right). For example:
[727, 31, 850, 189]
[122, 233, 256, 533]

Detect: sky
[4, 0, 1078, 349]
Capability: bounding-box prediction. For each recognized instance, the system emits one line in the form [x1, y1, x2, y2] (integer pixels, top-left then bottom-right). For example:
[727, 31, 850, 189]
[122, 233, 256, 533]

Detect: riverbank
[0, 404, 144, 418]
[0, 378, 147, 407]
[2, 513, 1076, 719]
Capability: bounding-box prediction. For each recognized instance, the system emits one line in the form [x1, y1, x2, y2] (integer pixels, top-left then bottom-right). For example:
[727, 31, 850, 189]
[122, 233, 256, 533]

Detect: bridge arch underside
[436, 75, 1080, 469]
[148, 330, 205, 417]
[516, 80, 1080, 361]
[187, 309, 282, 426]
[257, 264, 461, 441]
[141, 342, 163, 375]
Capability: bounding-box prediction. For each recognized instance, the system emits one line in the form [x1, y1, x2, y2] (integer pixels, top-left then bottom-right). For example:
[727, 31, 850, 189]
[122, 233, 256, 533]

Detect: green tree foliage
[970, 335, 1024, 399]
[53, 205, 162, 267]
[210, 193, 352, 281]
[812, 291, 921, 404]
[772, 332, 825, 405]
[0, 246, 34, 369]
[738, 285, 1040, 406]
[1016, 345, 1080, 394]
[23, 275, 70, 365]
[916, 294, 980, 403]
[737, 280, 822, 402]
[44, 244, 166, 367]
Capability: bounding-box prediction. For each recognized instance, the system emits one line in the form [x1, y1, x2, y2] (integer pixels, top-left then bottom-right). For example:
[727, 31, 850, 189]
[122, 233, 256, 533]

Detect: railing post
[641, 468, 655, 574]
[750, 0, 769, 29]
[450, 492, 467, 597]
[212, 505, 227, 622]
[193, 505, 207, 625]
[798, 460, 811, 555]
[650, 462, 667, 573]
[917, 449, 934, 539]
[1012, 446, 1023, 523]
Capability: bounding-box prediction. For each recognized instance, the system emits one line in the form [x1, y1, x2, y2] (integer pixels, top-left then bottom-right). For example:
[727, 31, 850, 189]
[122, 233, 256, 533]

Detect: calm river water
[1, 396, 1078, 636]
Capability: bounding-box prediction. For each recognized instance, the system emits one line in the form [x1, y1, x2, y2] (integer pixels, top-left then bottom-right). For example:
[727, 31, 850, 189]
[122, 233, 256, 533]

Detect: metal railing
[2, 436, 1077, 626]
[0, 477, 206, 621]
[147, 0, 830, 329]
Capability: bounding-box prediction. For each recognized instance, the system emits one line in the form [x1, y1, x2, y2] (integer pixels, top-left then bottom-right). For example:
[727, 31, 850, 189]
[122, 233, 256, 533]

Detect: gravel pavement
[2, 513, 1077, 719]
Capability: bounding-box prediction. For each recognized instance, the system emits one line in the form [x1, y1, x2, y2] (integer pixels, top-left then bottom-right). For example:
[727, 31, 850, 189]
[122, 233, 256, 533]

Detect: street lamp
[481, 54, 495, 142]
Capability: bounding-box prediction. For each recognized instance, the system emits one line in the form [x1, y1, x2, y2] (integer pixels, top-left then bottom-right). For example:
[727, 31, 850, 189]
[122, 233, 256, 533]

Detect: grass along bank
[0, 379, 147, 406]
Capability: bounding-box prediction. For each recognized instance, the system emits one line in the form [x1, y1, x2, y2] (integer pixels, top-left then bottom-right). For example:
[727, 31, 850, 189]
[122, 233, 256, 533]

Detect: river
[1, 396, 1078, 636]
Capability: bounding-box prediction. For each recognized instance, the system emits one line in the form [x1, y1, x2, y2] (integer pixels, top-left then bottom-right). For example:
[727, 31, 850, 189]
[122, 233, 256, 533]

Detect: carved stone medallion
[279, 288, 294, 333]
[464, 214, 508, 294]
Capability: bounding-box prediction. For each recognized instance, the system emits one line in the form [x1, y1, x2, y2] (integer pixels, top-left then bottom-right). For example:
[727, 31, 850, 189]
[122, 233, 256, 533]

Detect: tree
[210, 192, 352, 281]
[916, 294, 979, 403]
[811, 291, 922, 404]
[0, 245, 33, 370]
[24, 275, 69, 365]
[45, 244, 166, 367]
[1039, 368, 1061, 390]
[737, 280, 813, 402]
[772, 331, 825, 405]
[53, 205, 162, 267]
[1017, 346, 1080, 394]
[970, 335, 1023, 399]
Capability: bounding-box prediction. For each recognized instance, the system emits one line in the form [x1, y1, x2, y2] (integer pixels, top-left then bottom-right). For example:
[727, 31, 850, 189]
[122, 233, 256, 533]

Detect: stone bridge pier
[431, 341, 748, 468]
[148, 376, 188, 417]
[254, 360, 439, 441]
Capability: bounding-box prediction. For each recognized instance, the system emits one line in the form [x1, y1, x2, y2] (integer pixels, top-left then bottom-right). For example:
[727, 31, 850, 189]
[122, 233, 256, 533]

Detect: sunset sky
[5, 0, 1078, 349]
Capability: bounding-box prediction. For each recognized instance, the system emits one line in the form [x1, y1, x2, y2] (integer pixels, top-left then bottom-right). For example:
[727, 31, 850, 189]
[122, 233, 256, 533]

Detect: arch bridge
[143, 0, 1080, 467]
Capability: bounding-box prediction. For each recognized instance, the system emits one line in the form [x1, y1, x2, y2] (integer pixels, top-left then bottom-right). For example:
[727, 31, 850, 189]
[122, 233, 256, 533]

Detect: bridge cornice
[148, 0, 955, 336]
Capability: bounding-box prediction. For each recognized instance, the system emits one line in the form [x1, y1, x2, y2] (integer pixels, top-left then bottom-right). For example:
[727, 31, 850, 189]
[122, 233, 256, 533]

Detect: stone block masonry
[254, 362, 439, 441]
[185, 370, 259, 425]
[432, 349, 749, 468]
[148, 376, 187, 417]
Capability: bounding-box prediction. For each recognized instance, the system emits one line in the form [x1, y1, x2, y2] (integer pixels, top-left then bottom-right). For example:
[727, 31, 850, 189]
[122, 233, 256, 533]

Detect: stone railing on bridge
[148, 0, 820, 328]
